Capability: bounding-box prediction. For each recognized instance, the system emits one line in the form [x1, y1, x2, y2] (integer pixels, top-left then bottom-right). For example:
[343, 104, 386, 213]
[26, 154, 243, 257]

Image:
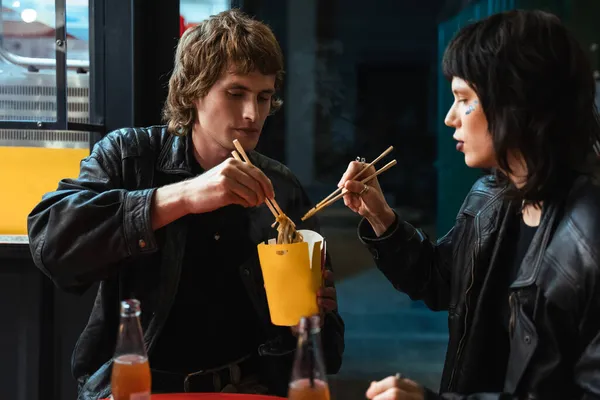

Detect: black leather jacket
[27, 126, 345, 399]
[360, 175, 600, 399]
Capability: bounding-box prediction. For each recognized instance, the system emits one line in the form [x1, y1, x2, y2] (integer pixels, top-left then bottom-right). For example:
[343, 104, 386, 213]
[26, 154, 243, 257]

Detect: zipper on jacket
[447, 249, 477, 390]
[508, 292, 517, 338]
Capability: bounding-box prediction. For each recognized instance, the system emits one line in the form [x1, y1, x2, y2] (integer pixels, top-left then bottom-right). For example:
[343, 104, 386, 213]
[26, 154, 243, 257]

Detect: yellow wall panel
[0, 147, 88, 235]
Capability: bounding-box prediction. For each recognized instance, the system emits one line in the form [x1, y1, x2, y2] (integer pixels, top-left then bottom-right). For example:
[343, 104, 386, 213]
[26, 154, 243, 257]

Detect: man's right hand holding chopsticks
[151, 157, 274, 230]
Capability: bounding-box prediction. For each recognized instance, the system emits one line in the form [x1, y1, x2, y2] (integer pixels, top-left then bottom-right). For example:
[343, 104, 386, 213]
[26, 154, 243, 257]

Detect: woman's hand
[338, 160, 396, 236]
[366, 374, 425, 400]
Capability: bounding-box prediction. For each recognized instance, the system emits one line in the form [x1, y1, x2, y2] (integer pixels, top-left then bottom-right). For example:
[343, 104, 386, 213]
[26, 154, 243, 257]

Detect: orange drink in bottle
[110, 299, 151, 400]
[287, 315, 329, 400]
[288, 378, 330, 400]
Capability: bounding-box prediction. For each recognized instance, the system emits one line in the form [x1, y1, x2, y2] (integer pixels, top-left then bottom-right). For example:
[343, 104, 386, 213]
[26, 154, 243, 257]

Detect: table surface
[0, 235, 28, 244]
[152, 395, 284, 399]
[104, 394, 285, 400]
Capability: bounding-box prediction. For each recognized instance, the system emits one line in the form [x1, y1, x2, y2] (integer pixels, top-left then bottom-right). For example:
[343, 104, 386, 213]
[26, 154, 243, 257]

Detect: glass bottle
[288, 315, 331, 400]
[110, 299, 151, 400]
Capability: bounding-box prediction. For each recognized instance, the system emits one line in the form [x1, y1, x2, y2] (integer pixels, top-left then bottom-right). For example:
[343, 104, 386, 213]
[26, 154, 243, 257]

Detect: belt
[151, 354, 260, 393]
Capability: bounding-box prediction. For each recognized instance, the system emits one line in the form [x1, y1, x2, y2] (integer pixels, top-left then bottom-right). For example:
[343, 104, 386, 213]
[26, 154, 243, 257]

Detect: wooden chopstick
[231, 140, 284, 221]
[231, 150, 243, 162]
[301, 159, 397, 221]
[231, 149, 283, 228]
[231, 149, 279, 220]
[314, 146, 394, 209]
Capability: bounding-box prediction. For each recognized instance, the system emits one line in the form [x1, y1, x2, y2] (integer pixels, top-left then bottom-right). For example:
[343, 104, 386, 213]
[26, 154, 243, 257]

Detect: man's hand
[183, 157, 274, 214]
[291, 270, 338, 335]
[151, 157, 274, 230]
[318, 270, 337, 313]
[366, 374, 425, 400]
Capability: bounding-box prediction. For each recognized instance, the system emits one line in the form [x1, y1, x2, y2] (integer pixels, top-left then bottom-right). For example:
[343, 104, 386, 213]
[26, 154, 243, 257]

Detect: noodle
[230, 141, 302, 244]
[275, 214, 304, 244]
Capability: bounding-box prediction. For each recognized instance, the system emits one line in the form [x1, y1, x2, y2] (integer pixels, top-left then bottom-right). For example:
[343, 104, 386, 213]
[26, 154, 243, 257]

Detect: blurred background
[0, 0, 599, 399]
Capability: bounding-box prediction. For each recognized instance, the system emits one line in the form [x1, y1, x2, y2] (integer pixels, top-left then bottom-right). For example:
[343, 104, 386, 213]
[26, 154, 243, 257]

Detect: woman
[339, 9, 600, 400]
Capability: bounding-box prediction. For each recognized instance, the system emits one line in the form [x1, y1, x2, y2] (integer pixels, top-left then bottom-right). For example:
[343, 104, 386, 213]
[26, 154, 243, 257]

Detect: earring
[176, 124, 186, 135]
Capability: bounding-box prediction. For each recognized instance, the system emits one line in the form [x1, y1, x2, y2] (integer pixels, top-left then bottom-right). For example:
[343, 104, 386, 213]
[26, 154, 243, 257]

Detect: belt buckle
[229, 363, 242, 386]
[183, 372, 192, 392]
[184, 369, 207, 392]
[183, 354, 251, 393]
[183, 368, 226, 392]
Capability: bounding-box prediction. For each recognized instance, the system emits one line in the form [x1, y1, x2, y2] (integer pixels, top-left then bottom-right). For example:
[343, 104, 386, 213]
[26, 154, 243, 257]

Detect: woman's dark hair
[442, 9, 600, 204]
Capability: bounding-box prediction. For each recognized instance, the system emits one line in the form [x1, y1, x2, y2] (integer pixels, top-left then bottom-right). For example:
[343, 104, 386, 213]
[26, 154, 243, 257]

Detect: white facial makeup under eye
[465, 100, 479, 115]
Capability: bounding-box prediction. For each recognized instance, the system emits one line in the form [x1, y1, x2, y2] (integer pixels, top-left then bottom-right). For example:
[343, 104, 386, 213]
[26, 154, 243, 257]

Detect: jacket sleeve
[358, 211, 455, 311]
[426, 389, 515, 399]
[27, 133, 159, 293]
[427, 389, 599, 399]
[574, 325, 600, 398]
[318, 251, 345, 375]
[287, 179, 345, 375]
[571, 274, 600, 399]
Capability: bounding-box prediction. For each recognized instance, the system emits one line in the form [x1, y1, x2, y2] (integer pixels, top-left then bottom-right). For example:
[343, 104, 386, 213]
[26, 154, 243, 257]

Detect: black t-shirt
[149, 160, 264, 374]
[472, 211, 537, 390]
[502, 214, 538, 331]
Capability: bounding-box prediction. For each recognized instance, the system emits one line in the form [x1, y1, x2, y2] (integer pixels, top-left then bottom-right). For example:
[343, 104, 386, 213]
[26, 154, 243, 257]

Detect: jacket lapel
[511, 202, 559, 289]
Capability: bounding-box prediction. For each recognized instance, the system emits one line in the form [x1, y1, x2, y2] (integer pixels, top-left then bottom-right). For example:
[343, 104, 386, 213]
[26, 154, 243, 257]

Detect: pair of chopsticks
[231, 139, 291, 227]
[301, 146, 396, 221]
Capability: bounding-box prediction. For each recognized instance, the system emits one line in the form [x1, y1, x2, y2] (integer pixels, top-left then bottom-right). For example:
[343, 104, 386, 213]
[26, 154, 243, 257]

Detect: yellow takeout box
[257, 229, 325, 326]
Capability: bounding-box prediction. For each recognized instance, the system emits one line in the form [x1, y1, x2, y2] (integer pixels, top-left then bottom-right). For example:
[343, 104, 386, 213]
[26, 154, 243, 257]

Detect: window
[179, 0, 229, 35]
[0, 0, 95, 128]
[0, 0, 95, 235]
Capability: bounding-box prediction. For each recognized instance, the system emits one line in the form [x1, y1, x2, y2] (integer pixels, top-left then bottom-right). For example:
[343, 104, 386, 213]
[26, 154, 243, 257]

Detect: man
[339, 9, 600, 400]
[27, 9, 344, 399]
